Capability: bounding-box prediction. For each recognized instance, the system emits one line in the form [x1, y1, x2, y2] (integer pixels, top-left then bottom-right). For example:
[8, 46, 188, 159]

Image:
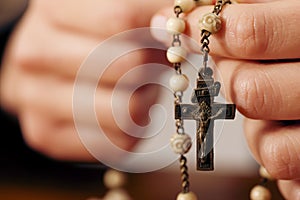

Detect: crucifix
[175, 67, 236, 171]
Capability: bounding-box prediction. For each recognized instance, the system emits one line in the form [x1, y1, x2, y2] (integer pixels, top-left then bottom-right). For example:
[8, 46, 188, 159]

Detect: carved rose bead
[170, 133, 192, 154]
[199, 13, 222, 34]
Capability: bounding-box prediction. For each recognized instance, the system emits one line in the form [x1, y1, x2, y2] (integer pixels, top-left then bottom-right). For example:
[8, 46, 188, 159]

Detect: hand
[0, 0, 171, 161]
[151, 0, 300, 198]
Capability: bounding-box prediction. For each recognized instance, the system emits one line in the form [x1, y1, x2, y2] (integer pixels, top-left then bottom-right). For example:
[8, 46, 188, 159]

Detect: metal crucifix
[175, 68, 236, 171]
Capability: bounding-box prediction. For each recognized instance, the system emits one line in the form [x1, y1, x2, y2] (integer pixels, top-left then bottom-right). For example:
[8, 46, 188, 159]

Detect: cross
[175, 68, 236, 171]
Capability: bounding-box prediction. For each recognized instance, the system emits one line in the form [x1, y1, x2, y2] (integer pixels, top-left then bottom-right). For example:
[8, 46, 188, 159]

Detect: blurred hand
[151, 0, 300, 198]
[0, 0, 171, 161]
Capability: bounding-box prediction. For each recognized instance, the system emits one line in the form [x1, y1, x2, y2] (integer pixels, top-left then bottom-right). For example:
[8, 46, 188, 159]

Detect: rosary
[167, 0, 274, 199]
[87, 1, 276, 200]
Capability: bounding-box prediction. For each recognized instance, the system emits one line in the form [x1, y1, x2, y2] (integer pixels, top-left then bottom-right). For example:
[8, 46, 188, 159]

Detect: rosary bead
[166, 17, 186, 34]
[103, 169, 127, 189]
[170, 133, 192, 154]
[259, 166, 274, 181]
[104, 189, 132, 200]
[167, 46, 187, 63]
[174, 0, 196, 13]
[176, 191, 198, 200]
[169, 74, 189, 92]
[199, 13, 222, 34]
[250, 185, 272, 200]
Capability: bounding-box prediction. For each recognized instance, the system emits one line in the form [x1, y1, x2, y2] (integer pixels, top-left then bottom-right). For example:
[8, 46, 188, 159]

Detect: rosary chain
[200, 30, 211, 53]
[172, 3, 184, 136]
[213, 0, 232, 15]
[174, 6, 183, 17]
[200, 0, 231, 52]
[200, 0, 231, 75]
[179, 155, 190, 193]
[170, 4, 191, 194]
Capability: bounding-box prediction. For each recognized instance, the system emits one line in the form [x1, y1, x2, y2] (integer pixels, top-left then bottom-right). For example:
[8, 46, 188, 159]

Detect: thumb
[151, 0, 300, 60]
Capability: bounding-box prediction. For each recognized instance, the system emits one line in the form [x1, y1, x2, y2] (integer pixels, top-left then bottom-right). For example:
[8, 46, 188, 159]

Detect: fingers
[9, 16, 167, 83]
[278, 180, 300, 200]
[151, 0, 300, 59]
[16, 81, 145, 161]
[11, 70, 156, 128]
[8, 0, 169, 81]
[19, 111, 95, 161]
[19, 110, 139, 162]
[5, 10, 100, 79]
[244, 118, 300, 180]
[5, 67, 159, 160]
[32, 0, 173, 37]
[214, 58, 300, 120]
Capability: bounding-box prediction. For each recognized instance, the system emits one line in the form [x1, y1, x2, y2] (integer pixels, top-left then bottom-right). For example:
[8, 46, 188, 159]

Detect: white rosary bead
[169, 74, 189, 92]
[104, 189, 132, 200]
[170, 133, 192, 154]
[259, 166, 274, 181]
[167, 46, 187, 63]
[103, 169, 127, 189]
[176, 191, 198, 200]
[250, 185, 272, 200]
[174, 0, 196, 13]
[166, 17, 186, 34]
[199, 13, 222, 34]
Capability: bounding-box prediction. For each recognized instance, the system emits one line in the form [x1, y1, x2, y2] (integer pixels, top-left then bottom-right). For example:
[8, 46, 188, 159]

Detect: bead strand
[198, 0, 231, 75]
[85, 169, 132, 200]
[167, 1, 199, 200]
[250, 166, 273, 200]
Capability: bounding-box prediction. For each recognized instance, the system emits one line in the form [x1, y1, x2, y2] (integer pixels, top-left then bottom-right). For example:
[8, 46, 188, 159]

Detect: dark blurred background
[0, 109, 108, 200]
[0, 109, 284, 200]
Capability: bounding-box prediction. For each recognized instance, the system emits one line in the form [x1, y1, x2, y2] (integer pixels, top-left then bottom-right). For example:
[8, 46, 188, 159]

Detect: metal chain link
[200, 0, 231, 75]
[170, 5, 191, 193]
[180, 155, 190, 193]
[213, 0, 232, 15]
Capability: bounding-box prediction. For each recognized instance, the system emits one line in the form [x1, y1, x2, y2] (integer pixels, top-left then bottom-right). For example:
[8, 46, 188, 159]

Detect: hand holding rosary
[88, 1, 276, 199]
[166, 0, 274, 199]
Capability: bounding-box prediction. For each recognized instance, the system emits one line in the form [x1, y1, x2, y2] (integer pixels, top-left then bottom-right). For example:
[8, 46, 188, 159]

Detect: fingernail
[150, 15, 169, 43]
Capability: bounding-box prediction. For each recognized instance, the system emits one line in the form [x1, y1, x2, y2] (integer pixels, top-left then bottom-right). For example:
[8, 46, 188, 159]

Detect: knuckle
[22, 119, 51, 157]
[22, 117, 67, 161]
[8, 40, 41, 72]
[233, 68, 280, 119]
[226, 10, 268, 58]
[233, 69, 266, 118]
[20, 111, 61, 160]
[95, 2, 139, 35]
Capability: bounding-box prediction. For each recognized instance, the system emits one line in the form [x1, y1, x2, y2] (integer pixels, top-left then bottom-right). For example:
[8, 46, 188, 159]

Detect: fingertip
[150, 14, 169, 43]
[150, 14, 167, 29]
[278, 180, 300, 200]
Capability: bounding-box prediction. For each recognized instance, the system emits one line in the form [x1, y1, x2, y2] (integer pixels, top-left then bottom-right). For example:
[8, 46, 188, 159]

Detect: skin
[0, 0, 299, 199]
[151, 0, 300, 199]
[0, 0, 172, 161]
